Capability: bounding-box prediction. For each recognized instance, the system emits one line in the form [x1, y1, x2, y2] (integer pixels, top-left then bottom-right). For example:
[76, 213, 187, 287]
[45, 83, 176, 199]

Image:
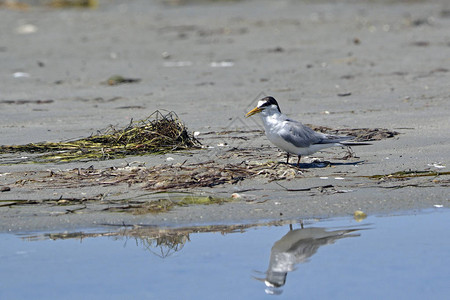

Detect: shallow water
[1, 209, 449, 300]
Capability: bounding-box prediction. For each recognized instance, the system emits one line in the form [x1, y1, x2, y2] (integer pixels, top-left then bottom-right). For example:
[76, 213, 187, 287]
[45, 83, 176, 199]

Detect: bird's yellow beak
[245, 107, 262, 117]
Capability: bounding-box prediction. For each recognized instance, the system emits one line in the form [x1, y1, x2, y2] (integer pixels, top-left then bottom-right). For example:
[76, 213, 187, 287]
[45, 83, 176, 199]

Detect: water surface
[1, 209, 449, 299]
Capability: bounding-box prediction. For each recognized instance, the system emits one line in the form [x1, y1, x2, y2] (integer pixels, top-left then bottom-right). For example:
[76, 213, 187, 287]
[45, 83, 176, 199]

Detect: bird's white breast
[261, 115, 301, 154]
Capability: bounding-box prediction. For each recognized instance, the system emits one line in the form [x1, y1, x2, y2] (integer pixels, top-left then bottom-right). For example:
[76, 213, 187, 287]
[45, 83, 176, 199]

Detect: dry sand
[0, 0, 449, 232]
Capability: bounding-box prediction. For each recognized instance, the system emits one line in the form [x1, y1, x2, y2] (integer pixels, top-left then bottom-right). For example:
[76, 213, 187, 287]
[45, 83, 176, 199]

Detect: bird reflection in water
[256, 222, 363, 295]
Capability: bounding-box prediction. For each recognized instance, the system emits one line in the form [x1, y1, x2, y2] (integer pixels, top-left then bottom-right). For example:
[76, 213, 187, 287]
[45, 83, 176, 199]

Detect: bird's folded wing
[279, 121, 324, 147]
[280, 120, 353, 147]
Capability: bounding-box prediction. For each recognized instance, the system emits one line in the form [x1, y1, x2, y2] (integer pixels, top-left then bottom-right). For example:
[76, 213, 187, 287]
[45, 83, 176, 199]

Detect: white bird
[246, 96, 356, 165]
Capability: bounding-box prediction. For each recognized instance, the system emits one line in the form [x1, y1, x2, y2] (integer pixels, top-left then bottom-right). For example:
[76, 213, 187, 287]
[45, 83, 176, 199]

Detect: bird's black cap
[260, 96, 281, 113]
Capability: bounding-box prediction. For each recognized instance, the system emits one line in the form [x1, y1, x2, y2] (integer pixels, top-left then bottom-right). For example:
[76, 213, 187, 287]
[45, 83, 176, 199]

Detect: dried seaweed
[368, 170, 450, 180]
[0, 111, 200, 163]
[307, 125, 399, 142]
[106, 75, 141, 86]
[32, 160, 303, 192]
[48, 0, 98, 8]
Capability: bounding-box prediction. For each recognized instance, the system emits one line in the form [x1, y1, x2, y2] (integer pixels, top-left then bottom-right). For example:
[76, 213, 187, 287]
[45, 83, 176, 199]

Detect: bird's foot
[340, 146, 357, 160]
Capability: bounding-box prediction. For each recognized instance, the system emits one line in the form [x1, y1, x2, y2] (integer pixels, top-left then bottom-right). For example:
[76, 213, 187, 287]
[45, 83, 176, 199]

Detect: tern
[246, 96, 357, 165]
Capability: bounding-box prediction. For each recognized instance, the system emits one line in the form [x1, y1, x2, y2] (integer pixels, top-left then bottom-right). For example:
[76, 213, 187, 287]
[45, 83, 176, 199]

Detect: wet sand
[1, 0, 449, 232]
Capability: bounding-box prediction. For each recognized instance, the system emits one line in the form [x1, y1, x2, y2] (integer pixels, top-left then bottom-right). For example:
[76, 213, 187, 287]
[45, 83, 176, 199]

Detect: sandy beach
[0, 0, 449, 232]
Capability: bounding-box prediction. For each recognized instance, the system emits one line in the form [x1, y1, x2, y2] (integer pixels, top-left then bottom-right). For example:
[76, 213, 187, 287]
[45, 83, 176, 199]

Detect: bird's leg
[286, 153, 290, 164]
[297, 155, 302, 166]
[345, 146, 355, 159]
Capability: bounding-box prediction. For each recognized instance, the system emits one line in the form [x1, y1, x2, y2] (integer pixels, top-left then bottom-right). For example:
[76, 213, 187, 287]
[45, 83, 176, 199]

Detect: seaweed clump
[48, 0, 98, 9]
[0, 111, 200, 163]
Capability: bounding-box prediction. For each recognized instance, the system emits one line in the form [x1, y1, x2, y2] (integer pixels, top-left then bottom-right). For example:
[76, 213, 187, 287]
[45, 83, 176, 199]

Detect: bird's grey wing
[280, 119, 352, 147]
[279, 120, 324, 147]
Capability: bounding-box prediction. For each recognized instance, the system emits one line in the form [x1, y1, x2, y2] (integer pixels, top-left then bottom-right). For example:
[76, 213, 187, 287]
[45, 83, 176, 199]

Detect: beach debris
[275, 182, 334, 192]
[13, 72, 30, 78]
[1, 186, 11, 192]
[15, 24, 37, 34]
[48, 0, 98, 8]
[307, 126, 399, 142]
[0, 99, 53, 105]
[12, 160, 305, 192]
[368, 170, 450, 180]
[427, 163, 445, 169]
[411, 41, 430, 47]
[0, 121, 410, 193]
[335, 189, 353, 193]
[210, 61, 234, 67]
[353, 210, 367, 222]
[0, 110, 200, 163]
[267, 46, 285, 53]
[4, 0, 97, 9]
[106, 75, 141, 86]
[0, 1, 29, 10]
[161, 51, 171, 59]
[143, 161, 301, 190]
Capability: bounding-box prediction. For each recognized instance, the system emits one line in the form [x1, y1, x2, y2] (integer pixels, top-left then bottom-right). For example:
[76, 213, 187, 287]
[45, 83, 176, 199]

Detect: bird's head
[245, 96, 281, 117]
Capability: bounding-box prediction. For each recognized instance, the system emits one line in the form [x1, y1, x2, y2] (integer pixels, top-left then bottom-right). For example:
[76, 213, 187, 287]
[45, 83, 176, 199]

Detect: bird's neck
[260, 110, 284, 131]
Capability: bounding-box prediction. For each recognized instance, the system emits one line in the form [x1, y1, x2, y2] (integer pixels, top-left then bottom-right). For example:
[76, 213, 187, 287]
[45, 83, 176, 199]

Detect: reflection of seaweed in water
[104, 196, 233, 215]
[134, 234, 190, 258]
[21, 220, 298, 257]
